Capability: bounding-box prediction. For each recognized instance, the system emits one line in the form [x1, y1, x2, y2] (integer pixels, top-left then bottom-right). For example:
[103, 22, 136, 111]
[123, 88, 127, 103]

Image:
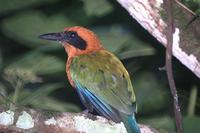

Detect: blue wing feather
[76, 82, 141, 133]
[76, 84, 93, 112]
[75, 82, 121, 122]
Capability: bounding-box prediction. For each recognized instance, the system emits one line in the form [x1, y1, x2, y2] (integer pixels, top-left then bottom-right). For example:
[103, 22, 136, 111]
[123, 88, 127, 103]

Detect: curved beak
[39, 32, 65, 42]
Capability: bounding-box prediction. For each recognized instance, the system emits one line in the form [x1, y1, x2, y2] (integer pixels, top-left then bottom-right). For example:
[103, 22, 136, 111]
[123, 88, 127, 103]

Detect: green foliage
[4, 67, 40, 84]
[0, 0, 57, 14]
[0, 0, 199, 132]
[133, 71, 169, 114]
[183, 117, 200, 133]
[2, 11, 75, 48]
[7, 51, 65, 74]
[93, 25, 156, 58]
[141, 116, 200, 133]
[141, 116, 175, 132]
[82, 0, 113, 16]
[183, 0, 200, 12]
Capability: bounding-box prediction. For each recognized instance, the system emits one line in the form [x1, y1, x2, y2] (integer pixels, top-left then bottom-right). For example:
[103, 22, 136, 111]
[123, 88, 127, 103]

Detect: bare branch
[164, 0, 183, 132]
[0, 108, 158, 133]
[115, 0, 200, 132]
[117, 0, 200, 79]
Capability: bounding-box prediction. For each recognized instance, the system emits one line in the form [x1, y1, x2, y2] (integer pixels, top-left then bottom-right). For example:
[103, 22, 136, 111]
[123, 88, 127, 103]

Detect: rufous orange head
[39, 26, 104, 58]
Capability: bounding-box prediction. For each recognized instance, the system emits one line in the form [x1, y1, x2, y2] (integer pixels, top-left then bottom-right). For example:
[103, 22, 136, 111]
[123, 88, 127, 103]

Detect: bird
[39, 26, 141, 133]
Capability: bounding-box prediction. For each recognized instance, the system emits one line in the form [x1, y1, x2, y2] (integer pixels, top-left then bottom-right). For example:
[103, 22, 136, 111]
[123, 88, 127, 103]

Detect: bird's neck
[66, 57, 75, 88]
[64, 43, 104, 59]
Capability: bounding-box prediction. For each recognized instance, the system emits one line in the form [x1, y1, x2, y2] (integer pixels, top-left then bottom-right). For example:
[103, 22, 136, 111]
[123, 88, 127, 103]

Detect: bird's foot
[81, 109, 97, 120]
[81, 109, 90, 114]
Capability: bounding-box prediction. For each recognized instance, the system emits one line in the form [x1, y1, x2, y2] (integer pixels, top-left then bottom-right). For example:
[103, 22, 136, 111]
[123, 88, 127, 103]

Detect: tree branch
[117, 0, 200, 79]
[164, 0, 183, 132]
[0, 108, 158, 133]
[116, 0, 200, 132]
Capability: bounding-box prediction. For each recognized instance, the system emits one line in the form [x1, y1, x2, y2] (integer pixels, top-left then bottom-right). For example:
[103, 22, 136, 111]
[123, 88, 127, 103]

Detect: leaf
[31, 97, 81, 112]
[183, 117, 200, 133]
[141, 116, 200, 133]
[6, 51, 65, 75]
[93, 25, 156, 59]
[82, 0, 113, 17]
[2, 11, 75, 48]
[8, 83, 81, 112]
[133, 71, 170, 114]
[140, 116, 175, 132]
[93, 25, 131, 52]
[0, 0, 57, 14]
[118, 48, 156, 59]
[18, 83, 64, 105]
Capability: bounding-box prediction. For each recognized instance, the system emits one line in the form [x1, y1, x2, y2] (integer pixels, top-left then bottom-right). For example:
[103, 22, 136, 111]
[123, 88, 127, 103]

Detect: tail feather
[120, 113, 141, 133]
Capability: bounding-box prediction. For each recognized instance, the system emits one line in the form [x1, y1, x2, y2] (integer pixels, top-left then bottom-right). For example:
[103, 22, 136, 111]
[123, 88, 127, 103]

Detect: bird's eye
[63, 31, 87, 50]
[64, 31, 77, 39]
[69, 32, 77, 38]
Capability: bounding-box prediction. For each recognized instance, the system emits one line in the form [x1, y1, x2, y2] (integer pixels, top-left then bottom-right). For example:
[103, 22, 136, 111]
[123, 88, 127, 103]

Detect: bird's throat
[66, 57, 75, 88]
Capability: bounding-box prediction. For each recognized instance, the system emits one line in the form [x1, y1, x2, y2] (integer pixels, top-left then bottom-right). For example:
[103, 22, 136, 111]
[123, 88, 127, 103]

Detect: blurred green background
[0, 0, 199, 132]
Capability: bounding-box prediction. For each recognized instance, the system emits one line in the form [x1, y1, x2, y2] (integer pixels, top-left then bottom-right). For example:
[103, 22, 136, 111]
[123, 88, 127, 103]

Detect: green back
[70, 49, 136, 115]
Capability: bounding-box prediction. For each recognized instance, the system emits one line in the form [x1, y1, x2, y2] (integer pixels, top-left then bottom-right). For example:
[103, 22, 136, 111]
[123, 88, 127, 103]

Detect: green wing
[70, 50, 136, 115]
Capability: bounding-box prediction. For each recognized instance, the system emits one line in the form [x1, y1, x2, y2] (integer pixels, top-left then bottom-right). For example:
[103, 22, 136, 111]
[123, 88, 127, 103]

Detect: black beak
[39, 31, 87, 50]
[39, 32, 65, 42]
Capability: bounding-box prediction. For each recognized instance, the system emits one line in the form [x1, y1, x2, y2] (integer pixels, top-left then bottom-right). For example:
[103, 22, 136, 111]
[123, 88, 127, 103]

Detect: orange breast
[66, 57, 75, 88]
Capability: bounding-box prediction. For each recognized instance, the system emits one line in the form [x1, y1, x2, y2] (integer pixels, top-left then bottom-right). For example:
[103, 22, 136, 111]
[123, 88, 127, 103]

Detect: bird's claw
[81, 109, 97, 120]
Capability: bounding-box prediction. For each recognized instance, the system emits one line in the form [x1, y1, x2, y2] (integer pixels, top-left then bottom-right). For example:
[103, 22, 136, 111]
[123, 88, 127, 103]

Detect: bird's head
[39, 26, 104, 58]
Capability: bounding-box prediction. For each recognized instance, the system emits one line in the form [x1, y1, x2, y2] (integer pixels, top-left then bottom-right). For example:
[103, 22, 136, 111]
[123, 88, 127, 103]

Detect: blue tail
[75, 82, 140, 133]
[120, 113, 141, 133]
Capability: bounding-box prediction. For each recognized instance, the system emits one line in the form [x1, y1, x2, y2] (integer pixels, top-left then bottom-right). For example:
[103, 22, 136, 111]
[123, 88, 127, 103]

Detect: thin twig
[174, 0, 198, 29]
[164, 0, 183, 133]
[175, 0, 196, 15]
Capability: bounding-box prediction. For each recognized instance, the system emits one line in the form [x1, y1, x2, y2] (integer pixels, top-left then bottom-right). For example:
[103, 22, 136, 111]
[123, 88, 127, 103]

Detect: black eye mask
[64, 31, 87, 50]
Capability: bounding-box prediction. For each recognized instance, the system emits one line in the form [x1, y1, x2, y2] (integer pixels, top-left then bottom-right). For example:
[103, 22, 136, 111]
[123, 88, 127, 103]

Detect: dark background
[0, 0, 199, 132]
